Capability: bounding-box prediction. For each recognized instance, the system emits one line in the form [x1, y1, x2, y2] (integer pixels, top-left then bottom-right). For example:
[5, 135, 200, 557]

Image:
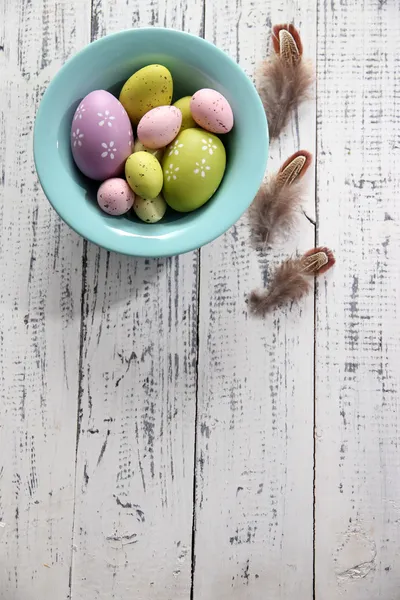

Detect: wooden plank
[315, 0, 400, 598]
[69, 3, 204, 599]
[0, 0, 90, 598]
[193, 2, 316, 599]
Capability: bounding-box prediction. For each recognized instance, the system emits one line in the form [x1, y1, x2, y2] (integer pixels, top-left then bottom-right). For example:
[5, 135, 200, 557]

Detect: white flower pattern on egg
[201, 138, 217, 155]
[194, 158, 211, 178]
[165, 163, 180, 181]
[101, 141, 116, 159]
[72, 128, 84, 147]
[98, 110, 116, 127]
[168, 140, 184, 156]
[74, 103, 86, 120]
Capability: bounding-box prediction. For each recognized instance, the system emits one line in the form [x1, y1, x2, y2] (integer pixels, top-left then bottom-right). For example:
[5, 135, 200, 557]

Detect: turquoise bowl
[34, 28, 268, 257]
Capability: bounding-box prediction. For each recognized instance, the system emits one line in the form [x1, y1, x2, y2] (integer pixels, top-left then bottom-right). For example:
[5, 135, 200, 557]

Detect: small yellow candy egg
[125, 152, 163, 199]
[133, 139, 164, 162]
[173, 96, 197, 131]
[133, 194, 167, 223]
[119, 64, 173, 125]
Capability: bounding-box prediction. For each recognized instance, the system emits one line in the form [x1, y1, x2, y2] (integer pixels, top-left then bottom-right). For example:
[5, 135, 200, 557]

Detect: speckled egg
[71, 90, 133, 181]
[137, 106, 182, 150]
[119, 64, 173, 125]
[133, 194, 167, 223]
[125, 151, 163, 199]
[97, 178, 135, 215]
[173, 96, 197, 131]
[133, 139, 164, 162]
[162, 128, 226, 212]
[190, 89, 234, 134]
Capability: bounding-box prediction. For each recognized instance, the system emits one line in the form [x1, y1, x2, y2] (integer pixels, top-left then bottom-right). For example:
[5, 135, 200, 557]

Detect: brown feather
[248, 175, 304, 247]
[249, 258, 311, 315]
[258, 25, 313, 140]
[272, 24, 303, 56]
[278, 150, 312, 183]
[301, 246, 336, 275]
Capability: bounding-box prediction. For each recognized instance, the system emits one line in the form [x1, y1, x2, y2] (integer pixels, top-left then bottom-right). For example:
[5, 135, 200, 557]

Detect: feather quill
[257, 24, 313, 139]
[249, 150, 312, 247]
[249, 247, 335, 316]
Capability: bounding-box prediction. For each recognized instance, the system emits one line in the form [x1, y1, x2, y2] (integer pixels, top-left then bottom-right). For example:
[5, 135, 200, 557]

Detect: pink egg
[97, 178, 135, 216]
[71, 90, 134, 181]
[190, 89, 234, 134]
[137, 106, 182, 150]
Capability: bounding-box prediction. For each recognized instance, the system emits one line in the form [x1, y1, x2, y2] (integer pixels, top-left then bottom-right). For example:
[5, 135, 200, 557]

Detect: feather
[300, 246, 336, 275]
[249, 247, 336, 316]
[249, 178, 303, 247]
[248, 150, 312, 247]
[249, 258, 311, 315]
[257, 24, 313, 139]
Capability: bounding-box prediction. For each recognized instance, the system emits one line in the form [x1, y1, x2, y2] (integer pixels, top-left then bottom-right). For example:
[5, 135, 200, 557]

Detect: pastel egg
[97, 178, 135, 215]
[173, 96, 197, 131]
[137, 106, 182, 150]
[119, 64, 173, 125]
[133, 194, 167, 223]
[71, 90, 134, 181]
[162, 128, 226, 212]
[133, 139, 164, 162]
[190, 89, 234, 134]
[125, 151, 163, 199]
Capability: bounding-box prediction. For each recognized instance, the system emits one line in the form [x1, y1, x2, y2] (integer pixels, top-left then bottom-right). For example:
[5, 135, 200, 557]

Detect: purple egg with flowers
[71, 90, 133, 181]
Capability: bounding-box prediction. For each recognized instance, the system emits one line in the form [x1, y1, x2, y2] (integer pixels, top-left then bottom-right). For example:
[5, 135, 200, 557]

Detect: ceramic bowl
[34, 28, 268, 257]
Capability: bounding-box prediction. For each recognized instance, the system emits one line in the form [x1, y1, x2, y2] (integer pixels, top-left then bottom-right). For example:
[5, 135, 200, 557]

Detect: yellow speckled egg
[133, 194, 167, 223]
[133, 139, 164, 162]
[119, 64, 173, 125]
[125, 152, 163, 199]
[173, 96, 197, 131]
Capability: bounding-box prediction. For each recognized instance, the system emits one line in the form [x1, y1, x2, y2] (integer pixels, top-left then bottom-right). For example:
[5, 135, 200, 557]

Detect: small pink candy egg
[97, 178, 135, 216]
[137, 106, 182, 150]
[190, 89, 234, 134]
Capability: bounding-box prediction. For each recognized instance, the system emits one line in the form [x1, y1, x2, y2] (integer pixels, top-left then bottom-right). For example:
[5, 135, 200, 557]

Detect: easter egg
[133, 140, 164, 162]
[97, 178, 135, 216]
[162, 128, 226, 212]
[71, 90, 133, 180]
[137, 106, 182, 149]
[190, 89, 234, 134]
[173, 96, 197, 131]
[119, 64, 173, 125]
[125, 151, 163, 199]
[133, 194, 167, 223]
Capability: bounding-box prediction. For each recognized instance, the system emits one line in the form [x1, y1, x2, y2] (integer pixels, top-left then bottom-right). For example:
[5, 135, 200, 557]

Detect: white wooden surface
[0, 0, 89, 598]
[0, 1, 399, 599]
[193, 1, 316, 599]
[315, 0, 400, 599]
[70, 2, 203, 599]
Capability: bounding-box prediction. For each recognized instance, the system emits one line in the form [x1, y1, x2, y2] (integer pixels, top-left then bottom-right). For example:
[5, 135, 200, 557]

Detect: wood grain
[69, 2, 204, 599]
[0, 0, 89, 598]
[192, 1, 316, 599]
[315, 0, 400, 598]
[3, 1, 399, 598]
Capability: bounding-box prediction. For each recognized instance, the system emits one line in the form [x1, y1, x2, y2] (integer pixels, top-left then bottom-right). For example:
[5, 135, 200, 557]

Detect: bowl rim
[34, 27, 269, 257]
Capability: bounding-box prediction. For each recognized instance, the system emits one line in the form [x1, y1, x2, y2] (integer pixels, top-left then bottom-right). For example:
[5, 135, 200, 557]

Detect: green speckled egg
[119, 64, 173, 125]
[173, 96, 197, 131]
[133, 194, 167, 223]
[162, 128, 226, 212]
[133, 139, 164, 162]
[125, 152, 163, 199]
